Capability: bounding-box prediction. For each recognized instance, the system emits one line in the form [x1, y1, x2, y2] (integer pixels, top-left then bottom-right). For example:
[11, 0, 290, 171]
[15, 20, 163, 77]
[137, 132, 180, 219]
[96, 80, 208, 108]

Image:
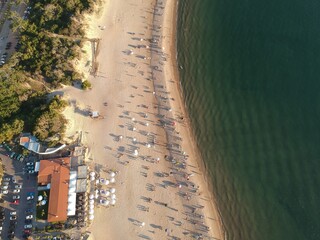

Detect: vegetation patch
[0, 0, 98, 143]
[36, 190, 50, 220]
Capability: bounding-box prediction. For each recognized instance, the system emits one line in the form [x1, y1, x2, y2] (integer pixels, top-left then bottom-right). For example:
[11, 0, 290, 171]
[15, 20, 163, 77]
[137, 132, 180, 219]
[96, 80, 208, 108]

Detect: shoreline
[150, 0, 225, 238]
[173, 1, 227, 239]
[60, 0, 225, 239]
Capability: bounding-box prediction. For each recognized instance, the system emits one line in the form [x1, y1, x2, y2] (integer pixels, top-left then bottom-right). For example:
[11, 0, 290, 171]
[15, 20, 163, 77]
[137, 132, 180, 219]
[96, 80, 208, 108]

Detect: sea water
[178, 1, 320, 239]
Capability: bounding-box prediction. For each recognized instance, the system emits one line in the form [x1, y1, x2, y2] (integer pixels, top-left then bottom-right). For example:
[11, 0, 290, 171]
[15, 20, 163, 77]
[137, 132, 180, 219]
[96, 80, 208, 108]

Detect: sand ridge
[60, 0, 224, 239]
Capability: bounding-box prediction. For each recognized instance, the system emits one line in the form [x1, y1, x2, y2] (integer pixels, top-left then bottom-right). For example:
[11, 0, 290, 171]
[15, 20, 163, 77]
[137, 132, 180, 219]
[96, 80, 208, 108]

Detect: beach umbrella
[105, 200, 110, 206]
[111, 199, 116, 205]
[89, 209, 94, 215]
[105, 180, 110, 185]
[38, 195, 43, 201]
[89, 194, 94, 200]
[110, 178, 115, 183]
[89, 205, 94, 210]
[134, 150, 138, 156]
[110, 188, 116, 194]
[105, 190, 110, 196]
[109, 172, 116, 177]
[89, 214, 94, 220]
[90, 172, 95, 177]
[111, 194, 116, 199]
[95, 192, 99, 199]
[89, 199, 94, 205]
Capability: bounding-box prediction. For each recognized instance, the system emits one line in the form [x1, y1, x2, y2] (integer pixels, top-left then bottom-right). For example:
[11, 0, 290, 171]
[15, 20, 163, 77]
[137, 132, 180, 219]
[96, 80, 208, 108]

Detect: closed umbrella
[134, 150, 138, 156]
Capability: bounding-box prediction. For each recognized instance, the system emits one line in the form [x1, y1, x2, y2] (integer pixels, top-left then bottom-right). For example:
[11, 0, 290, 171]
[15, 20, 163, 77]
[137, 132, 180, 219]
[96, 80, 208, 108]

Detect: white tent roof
[67, 193, 77, 216]
[35, 161, 40, 172]
[67, 171, 77, 216]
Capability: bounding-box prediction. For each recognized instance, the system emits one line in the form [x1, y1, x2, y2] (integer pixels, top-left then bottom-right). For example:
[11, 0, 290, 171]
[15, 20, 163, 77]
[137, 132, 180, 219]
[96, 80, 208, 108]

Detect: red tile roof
[38, 158, 70, 222]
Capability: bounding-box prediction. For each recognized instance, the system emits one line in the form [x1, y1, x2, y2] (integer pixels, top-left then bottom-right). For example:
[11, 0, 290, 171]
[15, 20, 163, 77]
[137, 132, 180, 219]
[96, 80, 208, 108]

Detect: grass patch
[36, 190, 50, 220]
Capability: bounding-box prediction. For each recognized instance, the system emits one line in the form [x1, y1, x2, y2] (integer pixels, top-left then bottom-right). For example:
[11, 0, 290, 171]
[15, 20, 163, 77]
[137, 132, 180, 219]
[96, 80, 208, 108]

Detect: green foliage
[81, 80, 92, 90]
[0, 0, 97, 143]
[33, 96, 68, 141]
[0, 119, 24, 142]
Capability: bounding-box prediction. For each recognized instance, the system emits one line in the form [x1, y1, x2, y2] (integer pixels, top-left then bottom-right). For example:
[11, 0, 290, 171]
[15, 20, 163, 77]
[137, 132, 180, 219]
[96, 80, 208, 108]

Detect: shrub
[81, 80, 92, 90]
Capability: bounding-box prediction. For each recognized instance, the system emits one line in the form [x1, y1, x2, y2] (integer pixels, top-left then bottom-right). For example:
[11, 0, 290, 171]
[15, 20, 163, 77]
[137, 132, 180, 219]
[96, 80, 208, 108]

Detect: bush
[81, 80, 92, 90]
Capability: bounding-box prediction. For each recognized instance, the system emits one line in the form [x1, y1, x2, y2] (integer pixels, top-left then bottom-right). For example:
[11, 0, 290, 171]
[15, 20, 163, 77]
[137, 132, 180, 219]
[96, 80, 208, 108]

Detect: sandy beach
[59, 0, 224, 239]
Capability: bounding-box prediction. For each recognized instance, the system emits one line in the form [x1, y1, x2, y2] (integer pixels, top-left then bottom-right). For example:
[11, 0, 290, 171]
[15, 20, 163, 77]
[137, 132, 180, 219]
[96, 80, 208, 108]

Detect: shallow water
[178, 1, 320, 239]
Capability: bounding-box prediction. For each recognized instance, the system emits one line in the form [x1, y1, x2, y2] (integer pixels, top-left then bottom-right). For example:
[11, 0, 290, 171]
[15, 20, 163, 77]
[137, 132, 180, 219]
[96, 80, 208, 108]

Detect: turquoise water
[177, 1, 320, 239]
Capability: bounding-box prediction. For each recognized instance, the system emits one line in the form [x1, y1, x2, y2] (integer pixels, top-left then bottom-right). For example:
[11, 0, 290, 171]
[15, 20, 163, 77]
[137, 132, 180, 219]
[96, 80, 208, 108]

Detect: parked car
[10, 216, 16, 220]
[25, 215, 33, 220]
[1, 190, 8, 194]
[1, 186, 8, 190]
[15, 184, 22, 189]
[24, 219, 32, 224]
[26, 195, 34, 200]
[24, 224, 32, 229]
[11, 200, 19, 205]
[13, 189, 20, 193]
[12, 195, 20, 200]
[25, 209, 33, 214]
[9, 211, 16, 216]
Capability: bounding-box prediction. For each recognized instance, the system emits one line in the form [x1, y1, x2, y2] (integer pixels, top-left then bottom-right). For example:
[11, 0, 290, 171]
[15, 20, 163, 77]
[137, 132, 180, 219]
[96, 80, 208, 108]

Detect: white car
[2, 190, 8, 194]
[25, 215, 33, 219]
[24, 224, 32, 229]
[27, 195, 34, 200]
[10, 211, 16, 216]
[15, 184, 22, 189]
[13, 189, 20, 193]
[1, 186, 8, 190]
